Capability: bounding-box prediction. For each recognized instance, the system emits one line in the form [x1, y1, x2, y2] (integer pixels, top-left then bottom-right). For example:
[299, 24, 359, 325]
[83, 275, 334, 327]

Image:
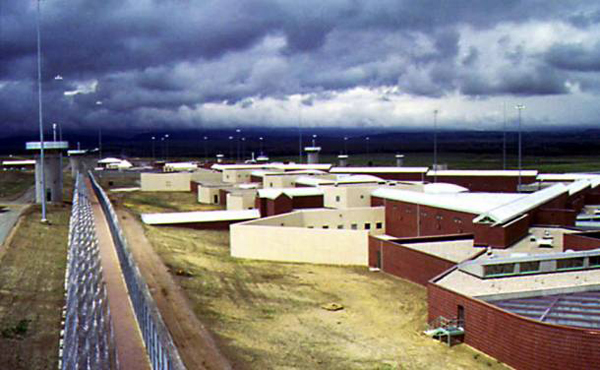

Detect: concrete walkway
[87, 179, 151, 370]
[0, 187, 35, 247]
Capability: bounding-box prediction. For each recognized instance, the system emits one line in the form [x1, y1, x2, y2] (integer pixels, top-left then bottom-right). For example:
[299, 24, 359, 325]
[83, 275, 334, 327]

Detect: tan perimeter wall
[227, 193, 256, 210]
[141, 172, 191, 191]
[230, 207, 385, 265]
[231, 225, 369, 265]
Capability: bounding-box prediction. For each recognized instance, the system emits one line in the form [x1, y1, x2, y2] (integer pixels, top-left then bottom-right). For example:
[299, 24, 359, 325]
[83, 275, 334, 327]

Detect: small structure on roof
[305, 146, 321, 164]
[142, 209, 260, 229]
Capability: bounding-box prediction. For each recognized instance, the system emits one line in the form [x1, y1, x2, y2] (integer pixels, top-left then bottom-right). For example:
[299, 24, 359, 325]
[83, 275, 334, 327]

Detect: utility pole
[515, 104, 525, 192]
[36, 0, 47, 222]
[433, 109, 439, 183]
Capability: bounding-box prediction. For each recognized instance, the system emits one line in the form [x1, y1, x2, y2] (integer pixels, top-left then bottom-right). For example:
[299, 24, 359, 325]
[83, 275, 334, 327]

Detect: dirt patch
[0, 204, 69, 370]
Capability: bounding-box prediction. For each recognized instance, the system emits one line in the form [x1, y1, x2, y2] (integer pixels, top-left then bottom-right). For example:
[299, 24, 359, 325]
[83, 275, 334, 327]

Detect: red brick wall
[533, 208, 576, 226]
[585, 193, 600, 205]
[384, 199, 476, 239]
[371, 196, 385, 207]
[428, 282, 600, 370]
[369, 238, 456, 286]
[219, 189, 228, 206]
[473, 214, 530, 248]
[292, 195, 324, 209]
[265, 194, 293, 216]
[563, 233, 600, 251]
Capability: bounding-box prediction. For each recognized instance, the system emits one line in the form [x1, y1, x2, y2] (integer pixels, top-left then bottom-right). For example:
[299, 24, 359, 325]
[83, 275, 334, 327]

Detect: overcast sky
[2, 0, 600, 135]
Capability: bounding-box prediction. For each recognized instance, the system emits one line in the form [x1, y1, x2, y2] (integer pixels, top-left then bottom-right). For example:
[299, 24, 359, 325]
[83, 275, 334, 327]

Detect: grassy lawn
[0, 204, 69, 369]
[111, 191, 222, 214]
[0, 171, 34, 201]
[122, 192, 507, 370]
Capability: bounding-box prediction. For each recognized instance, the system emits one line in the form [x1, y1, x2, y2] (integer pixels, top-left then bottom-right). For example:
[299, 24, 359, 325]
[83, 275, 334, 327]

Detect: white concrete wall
[323, 186, 381, 209]
[141, 172, 191, 192]
[198, 186, 221, 204]
[191, 169, 222, 183]
[231, 224, 369, 265]
[300, 207, 385, 234]
[227, 192, 256, 210]
[263, 175, 296, 189]
[222, 169, 253, 184]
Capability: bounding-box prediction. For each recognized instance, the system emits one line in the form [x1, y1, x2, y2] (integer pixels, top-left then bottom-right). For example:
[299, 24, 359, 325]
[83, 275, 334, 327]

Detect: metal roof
[212, 163, 332, 171]
[537, 173, 600, 182]
[330, 167, 429, 174]
[371, 188, 523, 215]
[473, 183, 568, 225]
[488, 290, 600, 330]
[566, 179, 591, 196]
[141, 209, 260, 225]
[422, 183, 469, 194]
[2, 160, 36, 166]
[427, 170, 538, 177]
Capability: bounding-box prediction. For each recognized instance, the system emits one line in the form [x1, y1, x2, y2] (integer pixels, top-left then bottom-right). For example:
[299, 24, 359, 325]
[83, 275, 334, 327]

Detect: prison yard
[117, 190, 507, 369]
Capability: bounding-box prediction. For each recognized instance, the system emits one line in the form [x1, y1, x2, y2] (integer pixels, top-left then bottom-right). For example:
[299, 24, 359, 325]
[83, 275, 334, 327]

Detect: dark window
[337, 225, 344, 229]
[484, 263, 516, 276]
[322, 225, 329, 229]
[557, 258, 584, 270]
[365, 223, 371, 230]
[351, 223, 358, 230]
[520, 261, 540, 273]
[376, 222, 383, 229]
[590, 256, 600, 267]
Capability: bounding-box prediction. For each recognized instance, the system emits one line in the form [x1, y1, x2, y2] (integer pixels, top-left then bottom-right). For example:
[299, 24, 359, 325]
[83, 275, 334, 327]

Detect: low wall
[369, 237, 456, 286]
[563, 232, 600, 251]
[231, 224, 369, 265]
[428, 281, 600, 370]
[141, 173, 191, 192]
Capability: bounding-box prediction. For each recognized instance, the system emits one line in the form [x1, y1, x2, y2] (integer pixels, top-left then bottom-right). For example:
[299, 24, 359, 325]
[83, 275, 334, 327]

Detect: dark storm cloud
[1, 0, 600, 134]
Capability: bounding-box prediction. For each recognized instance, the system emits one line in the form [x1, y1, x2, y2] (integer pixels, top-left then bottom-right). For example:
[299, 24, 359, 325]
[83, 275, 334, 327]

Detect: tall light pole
[502, 102, 507, 170]
[259, 136, 264, 156]
[235, 129, 241, 163]
[228, 136, 234, 159]
[343, 136, 348, 155]
[365, 137, 370, 156]
[151, 136, 156, 161]
[203, 136, 208, 160]
[312, 134, 317, 147]
[433, 109, 439, 183]
[36, 0, 47, 222]
[96, 101, 103, 160]
[164, 134, 169, 161]
[515, 104, 525, 192]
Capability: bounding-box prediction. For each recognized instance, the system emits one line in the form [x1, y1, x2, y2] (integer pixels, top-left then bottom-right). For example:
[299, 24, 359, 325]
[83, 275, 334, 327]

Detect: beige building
[226, 190, 257, 211]
[222, 169, 254, 184]
[198, 183, 228, 204]
[141, 172, 191, 191]
[323, 185, 382, 209]
[231, 207, 384, 265]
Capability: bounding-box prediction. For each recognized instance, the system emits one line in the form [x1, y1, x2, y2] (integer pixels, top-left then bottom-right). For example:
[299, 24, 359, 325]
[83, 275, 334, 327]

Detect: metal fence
[88, 171, 186, 370]
[61, 174, 118, 370]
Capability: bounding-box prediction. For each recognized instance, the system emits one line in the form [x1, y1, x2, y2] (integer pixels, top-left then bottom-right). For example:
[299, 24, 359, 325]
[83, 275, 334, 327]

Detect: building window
[323, 225, 329, 229]
[520, 261, 540, 273]
[557, 258, 584, 270]
[364, 223, 371, 230]
[336, 196, 341, 202]
[484, 263, 516, 276]
[590, 256, 600, 267]
[337, 225, 344, 229]
[360, 195, 364, 199]
[376, 222, 383, 229]
[308, 226, 314, 229]
[351, 223, 358, 230]
[270, 182, 273, 187]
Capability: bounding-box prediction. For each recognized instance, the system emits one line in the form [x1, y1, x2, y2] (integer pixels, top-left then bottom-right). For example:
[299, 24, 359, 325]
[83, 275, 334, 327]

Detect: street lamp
[259, 137, 264, 156]
[433, 109, 439, 183]
[515, 104, 525, 192]
[235, 128, 241, 162]
[312, 134, 317, 147]
[228, 136, 234, 159]
[203, 136, 208, 160]
[365, 137, 370, 156]
[151, 136, 156, 161]
[343, 136, 348, 155]
[164, 134, 170, 160]
[36, 0, 47, 222]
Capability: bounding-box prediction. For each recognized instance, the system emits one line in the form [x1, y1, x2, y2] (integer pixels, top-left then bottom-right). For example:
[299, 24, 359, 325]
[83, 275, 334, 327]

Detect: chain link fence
[61, 174, 118, 370]
[88, 172, 186, 370]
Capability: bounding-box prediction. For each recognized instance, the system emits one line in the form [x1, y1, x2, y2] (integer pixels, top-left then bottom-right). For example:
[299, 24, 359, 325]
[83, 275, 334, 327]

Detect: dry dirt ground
[119, 192, 509, 370]
[0, 204, 69, 370]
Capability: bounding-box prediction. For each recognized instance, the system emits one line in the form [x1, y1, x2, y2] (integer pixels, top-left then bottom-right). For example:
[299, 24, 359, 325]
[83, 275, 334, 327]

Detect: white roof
[258, 187, 324, 200]
[304, 146, 321, 151]
[330, 167, 429, 174]
[335, 174, 386, 184]
[212, 163, 332, 172]
[142, 209, 260, 225]
[537, 173, 600, 181]
[165, 162, 198, 168]
[428, 170, 538, 177]
[294, 176, 335, 187]
[473, 183, 568, 225]
[423, 183, 469, 194]
[566, 179, 591, 196]
[98, 157, 123, 164]
[115, 160, 133, 169]
[2, 160, 35, 166]
[371, 188, 523, 215]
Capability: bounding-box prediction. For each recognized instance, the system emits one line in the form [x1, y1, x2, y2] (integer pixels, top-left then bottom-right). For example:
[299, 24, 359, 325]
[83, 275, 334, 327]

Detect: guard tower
[67, 149, 88, 177]
[395, 154, 405, 167]
[26, 141, 68, 204]
[216, 154, 224, 163]
[305, 147, 321, 164]
[338, 154, 348, 167]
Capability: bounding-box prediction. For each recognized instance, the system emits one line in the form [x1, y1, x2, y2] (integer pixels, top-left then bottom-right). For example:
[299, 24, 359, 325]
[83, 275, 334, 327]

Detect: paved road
[0, 187, 35, 246]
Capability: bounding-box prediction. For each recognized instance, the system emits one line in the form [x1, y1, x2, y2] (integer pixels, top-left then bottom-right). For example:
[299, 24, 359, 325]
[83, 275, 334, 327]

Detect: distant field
[0, 204, 69, 369]
[0, 171, 34, 201]
[120, 192, 508, 370]
[110, 191, 222, 214]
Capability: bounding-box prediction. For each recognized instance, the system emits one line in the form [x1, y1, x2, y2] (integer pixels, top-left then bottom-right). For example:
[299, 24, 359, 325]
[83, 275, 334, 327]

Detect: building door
[214, 194, 219, 204]
[457, 305, 465, 326]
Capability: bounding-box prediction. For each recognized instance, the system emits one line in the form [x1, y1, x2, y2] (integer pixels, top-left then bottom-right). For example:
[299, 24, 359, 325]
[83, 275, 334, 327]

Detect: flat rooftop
[399, 238, 481, 263]
[436, 266, 600, 297]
